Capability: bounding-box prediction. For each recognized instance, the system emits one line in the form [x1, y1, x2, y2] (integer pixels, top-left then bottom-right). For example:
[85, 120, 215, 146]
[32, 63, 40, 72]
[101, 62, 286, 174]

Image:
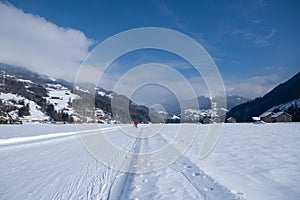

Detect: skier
[134, 120, 139, 128]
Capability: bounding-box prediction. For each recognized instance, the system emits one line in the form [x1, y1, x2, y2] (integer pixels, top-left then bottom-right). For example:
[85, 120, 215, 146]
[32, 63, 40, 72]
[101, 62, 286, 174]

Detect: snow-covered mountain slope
[227, 72, 300, 122]
[161, 95, 248, 117]
[1, 123, 299, 200]
[45, 84, 79, 114]
[0, 93, 48, 121]
[0, 64, 82, 122]
[0, 73, 81, 122]
[0, 64, 152, 123]
[266, 98, 300, 112]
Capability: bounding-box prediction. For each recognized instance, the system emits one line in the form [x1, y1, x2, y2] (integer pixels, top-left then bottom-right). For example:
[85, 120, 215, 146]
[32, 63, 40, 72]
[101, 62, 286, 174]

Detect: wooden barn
[259, 112, 274, 123]
[271, 111, 292, 122]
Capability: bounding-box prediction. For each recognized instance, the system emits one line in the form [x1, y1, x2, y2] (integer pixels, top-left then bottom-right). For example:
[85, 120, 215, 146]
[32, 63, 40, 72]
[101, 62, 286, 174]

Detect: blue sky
[0, 0, 300, 103]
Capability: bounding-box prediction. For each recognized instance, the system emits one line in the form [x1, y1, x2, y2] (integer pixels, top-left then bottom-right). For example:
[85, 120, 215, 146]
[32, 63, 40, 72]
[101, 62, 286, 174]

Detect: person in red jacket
[134, 120, 139, 128]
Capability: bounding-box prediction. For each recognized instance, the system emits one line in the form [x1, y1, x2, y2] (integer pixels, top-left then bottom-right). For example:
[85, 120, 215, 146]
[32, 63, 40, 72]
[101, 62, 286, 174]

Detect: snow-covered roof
[271, 111, 291, 118]
[171, 115, 180, 120]
[259, 112, 273, 118]
[252, 117, 261, 121]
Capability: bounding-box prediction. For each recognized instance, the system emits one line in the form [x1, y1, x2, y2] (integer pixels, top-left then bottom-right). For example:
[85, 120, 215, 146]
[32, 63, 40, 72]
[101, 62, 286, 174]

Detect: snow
[271, 111, 285, 118]
[97, 91, 106, 96]
[75, 85, 89, 93]
[184, 108, 202, 114]
[23, 99, 48, 121]
[0, 93, 48, 121]
[46, 84, 79, 115]
[0, 123, 299, 199]
[0, 92, 23, 101]
[193, 123, 300, 200]
[49, 77, 56, 82]
[220, 107, 229, 112]
[267, 98, 300, 113]
[171, 114, 180, 119]
[97, 91, 113, 99]
[16, 78, 33, 83]
[1, 84, 80, 122]
[259, 111, 273, 118]
[252, 116, 261, 121]
[183, 108, 207, 119]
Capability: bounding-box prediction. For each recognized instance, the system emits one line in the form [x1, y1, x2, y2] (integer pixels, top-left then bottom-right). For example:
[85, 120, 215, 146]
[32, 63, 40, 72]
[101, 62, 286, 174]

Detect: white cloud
[233, 28, 276, 47]
[0, 2, 93, 82]
[94, 63, 212, 107]
[226, 74, 281, 98]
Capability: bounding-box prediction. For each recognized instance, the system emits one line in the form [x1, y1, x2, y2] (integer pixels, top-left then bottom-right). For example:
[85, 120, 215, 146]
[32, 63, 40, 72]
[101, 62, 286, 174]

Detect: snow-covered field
[0, 123, 299, 200]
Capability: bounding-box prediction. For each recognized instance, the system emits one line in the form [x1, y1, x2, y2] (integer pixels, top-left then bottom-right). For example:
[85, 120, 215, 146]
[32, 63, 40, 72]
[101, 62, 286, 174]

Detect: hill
[226, 72, 300, 122]
[0, 63, 151, 123]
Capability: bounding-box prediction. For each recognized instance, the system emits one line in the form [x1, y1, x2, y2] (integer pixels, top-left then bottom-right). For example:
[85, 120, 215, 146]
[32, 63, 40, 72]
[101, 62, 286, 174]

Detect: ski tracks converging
[0, 124, 244, 200]
[106, 125, 244, 200]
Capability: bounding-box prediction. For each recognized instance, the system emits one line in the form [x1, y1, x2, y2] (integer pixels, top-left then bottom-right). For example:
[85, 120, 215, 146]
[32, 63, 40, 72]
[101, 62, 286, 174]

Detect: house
[214, 118, 222, 123]
[271, 111, 292, 122]
[227, 117, 236, 123]
[259, 112, 274, 123]
[202, 117, 214, 124]
[0, 117, 22, 124]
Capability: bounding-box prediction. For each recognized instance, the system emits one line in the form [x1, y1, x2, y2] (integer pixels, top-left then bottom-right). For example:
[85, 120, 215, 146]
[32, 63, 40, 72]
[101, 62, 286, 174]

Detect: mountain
[162, 95, 249, 115]
[0, 63, 151, 123]
[227, 72, 300, 122]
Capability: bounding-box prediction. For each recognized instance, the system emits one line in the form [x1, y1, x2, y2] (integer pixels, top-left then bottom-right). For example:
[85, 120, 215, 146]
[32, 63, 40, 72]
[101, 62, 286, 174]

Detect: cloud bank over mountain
[0, 2, 93, 82]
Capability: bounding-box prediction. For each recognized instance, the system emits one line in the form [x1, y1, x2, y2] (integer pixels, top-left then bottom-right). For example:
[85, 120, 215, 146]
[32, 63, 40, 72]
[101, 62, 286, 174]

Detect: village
[226, 111, 292, 123]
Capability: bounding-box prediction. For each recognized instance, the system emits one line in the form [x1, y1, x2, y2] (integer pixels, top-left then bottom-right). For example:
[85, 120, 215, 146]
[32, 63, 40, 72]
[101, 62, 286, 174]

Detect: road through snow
[0, 124, 241, 200]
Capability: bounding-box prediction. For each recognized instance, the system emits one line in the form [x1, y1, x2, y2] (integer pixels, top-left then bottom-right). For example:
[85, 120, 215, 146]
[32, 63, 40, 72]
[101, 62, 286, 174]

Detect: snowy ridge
[266, 98, 300, 113]
[97, 91, 113, 99]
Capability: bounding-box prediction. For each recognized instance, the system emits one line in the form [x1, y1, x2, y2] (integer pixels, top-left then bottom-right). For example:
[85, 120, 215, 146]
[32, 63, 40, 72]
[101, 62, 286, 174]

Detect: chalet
[271, 111, 292, 123]
[202, 117, 214, 124]
[259, 112, 274, 123]
[227, 117, 236, 123]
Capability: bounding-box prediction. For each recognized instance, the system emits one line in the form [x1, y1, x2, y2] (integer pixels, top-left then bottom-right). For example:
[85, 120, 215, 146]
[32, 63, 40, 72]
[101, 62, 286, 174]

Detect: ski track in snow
[0, 127, 118, 146]
[0, 124, 243, 200]
[106, 125, 241, 200]
[1, 123, 299, 199]
[128, 126, 241, 200]
[108, 132, 143, 200]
